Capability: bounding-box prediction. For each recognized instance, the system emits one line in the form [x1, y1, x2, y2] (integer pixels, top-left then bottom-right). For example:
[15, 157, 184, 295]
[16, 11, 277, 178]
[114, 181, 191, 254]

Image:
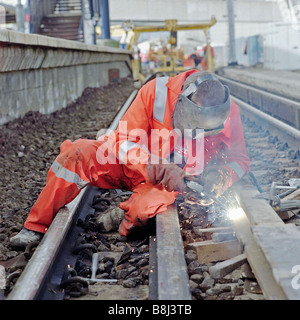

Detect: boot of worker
[9, 227, 43, 250]
[96, 207, 125, 232]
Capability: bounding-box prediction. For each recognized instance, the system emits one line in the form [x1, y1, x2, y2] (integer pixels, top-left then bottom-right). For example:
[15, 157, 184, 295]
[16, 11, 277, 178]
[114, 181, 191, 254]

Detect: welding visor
[173, 85, 231, 138]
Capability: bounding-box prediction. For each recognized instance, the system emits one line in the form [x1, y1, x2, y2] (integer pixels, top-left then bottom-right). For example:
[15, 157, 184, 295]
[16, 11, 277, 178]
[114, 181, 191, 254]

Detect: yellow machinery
[121, 16, 217, 85]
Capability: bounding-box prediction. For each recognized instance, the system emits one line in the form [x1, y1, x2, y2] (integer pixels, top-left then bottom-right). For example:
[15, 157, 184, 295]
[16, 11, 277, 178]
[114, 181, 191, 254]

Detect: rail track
[3, 71, 300, 301]
[218, 74, 300, 299]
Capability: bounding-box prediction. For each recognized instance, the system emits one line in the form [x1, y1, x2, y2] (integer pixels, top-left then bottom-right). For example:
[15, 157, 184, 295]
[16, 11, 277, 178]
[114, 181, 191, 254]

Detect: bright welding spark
[226, 207, 244, 221]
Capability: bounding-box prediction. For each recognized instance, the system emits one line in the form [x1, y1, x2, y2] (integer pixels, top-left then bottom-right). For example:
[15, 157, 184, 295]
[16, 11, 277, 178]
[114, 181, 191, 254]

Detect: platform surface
[216, 66, 300, 102]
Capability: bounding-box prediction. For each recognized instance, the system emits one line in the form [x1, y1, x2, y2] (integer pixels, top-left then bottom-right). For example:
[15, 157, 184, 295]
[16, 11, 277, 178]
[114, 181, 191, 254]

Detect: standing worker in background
[10, 70, 249, 249]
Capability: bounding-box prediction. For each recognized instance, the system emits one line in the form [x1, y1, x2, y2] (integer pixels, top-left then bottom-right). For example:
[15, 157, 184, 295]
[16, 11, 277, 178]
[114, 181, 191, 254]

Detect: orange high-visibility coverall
[24, 69, 249, 236]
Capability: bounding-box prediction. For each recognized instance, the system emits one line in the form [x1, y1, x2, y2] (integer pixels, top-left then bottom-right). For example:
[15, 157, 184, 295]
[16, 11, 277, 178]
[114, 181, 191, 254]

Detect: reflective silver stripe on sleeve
[153, 76, 169, 123]
[226, 161, 245, 178]
[51, 160, 89, 189]
[118, 141, 150, 162]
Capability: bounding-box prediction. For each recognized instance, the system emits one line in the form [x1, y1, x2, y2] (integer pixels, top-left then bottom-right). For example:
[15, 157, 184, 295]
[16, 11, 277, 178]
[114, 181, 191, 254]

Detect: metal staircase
[38, 0, 83, 41]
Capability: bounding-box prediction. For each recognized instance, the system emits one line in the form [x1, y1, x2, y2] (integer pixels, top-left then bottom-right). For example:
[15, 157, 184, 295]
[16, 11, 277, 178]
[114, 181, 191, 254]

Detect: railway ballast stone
[0, 77, 134, 263]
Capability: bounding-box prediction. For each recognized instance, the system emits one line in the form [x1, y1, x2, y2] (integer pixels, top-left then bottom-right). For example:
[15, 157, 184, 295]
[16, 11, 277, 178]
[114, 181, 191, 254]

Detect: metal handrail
[77, 0, 84, 41]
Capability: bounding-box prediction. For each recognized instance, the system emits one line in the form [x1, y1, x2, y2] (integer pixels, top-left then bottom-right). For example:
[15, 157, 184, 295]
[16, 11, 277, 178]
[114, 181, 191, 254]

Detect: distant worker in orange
[189, 52, 202, 67]
[10, 70, 249, 249]
[200, 45, 215, 70]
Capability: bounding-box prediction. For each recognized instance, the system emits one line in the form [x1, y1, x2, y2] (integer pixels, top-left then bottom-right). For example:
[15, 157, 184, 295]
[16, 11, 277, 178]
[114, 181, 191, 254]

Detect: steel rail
[231, 179, 286, 299]
[232, 96, 300, 151]
[232, 177, 300, 300]
[217, 74, 300, 129]
[212, 74, 300, 298]
[224, 78, 300, 299]
[154, 204, 192, 300]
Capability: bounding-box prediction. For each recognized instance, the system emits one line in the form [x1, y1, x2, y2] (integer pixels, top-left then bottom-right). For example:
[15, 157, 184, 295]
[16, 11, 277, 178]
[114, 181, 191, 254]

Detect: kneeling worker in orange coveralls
[10, 70, 250, 249]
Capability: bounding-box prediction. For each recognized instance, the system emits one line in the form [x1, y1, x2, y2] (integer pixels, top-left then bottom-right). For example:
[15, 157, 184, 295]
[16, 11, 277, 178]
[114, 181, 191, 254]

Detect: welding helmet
[172, 73, 231, 138]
